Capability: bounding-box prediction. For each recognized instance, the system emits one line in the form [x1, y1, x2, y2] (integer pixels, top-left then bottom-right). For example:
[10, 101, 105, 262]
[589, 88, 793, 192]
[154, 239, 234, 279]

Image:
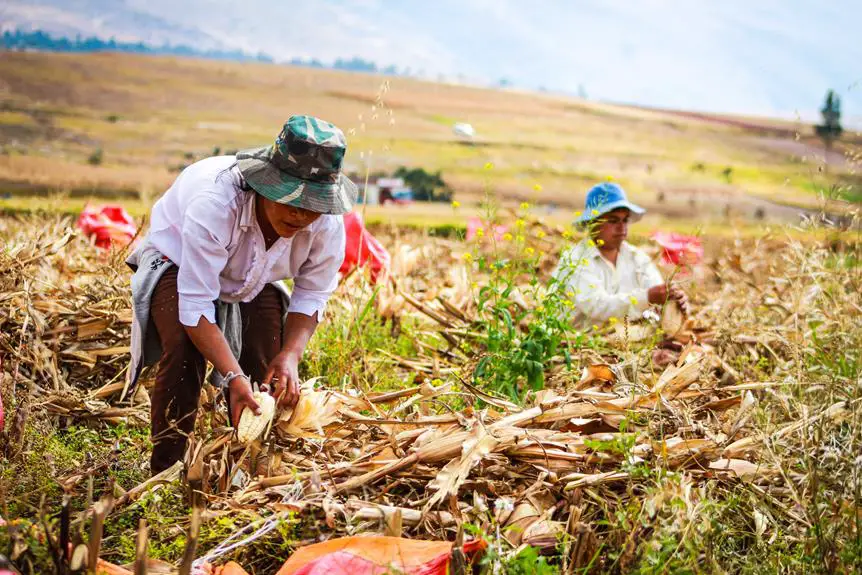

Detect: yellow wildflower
[587, 239, 596, 247]
[516, 219, 526, 228]
[451, 200, 461, 208]
[516, 235, 525, 243]
[484, 162, 494, 170]
[574, 211, 583, 218]
[524, 247, 535, 256]
[592, 324, 600, 331]
[536, 230, 546, 239]
[562, 230, 572, 239]
[503, 233, 513, 241]
[608, 316, 618, 324]
[605, 175, 614, 182]
[476, 227, 485, 238]
[591, 209, 599, 215]
[596, 239, 605, 246]
[462, 252, 473, 262]
[533, 183, 543, 192]
[520, 202, 530, 210]
[630, 296, 639, 306]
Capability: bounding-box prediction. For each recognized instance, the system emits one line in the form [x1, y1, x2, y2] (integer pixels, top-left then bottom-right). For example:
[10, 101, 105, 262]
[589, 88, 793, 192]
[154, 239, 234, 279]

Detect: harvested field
[1, 208, 860, 573]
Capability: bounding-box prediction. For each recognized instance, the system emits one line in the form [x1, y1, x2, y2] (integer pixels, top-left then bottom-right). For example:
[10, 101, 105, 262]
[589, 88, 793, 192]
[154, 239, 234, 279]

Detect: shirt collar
[580, 239, 633, 264]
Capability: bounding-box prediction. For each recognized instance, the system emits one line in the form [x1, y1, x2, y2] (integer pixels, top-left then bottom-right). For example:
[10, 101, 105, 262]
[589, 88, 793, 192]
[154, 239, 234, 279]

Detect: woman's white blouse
[146, 156, 345, 327]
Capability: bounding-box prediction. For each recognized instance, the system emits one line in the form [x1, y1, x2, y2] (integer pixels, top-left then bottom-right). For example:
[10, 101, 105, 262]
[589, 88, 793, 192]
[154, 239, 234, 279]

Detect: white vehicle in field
[453, 122, 475, 141]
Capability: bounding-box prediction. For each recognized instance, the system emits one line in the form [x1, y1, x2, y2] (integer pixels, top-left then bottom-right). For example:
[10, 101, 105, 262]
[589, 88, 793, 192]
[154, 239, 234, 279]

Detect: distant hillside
[0, 29, 404, 75]
[0, 50, 857, 217]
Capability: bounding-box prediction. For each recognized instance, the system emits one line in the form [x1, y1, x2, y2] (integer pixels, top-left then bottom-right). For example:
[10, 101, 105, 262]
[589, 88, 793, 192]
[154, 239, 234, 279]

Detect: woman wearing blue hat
[125, 115, 357, 472]
[552, 182, 688, 328]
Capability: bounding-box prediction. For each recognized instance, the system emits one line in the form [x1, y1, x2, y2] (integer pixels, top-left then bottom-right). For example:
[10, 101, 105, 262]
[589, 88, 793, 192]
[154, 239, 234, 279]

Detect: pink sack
[76, 204, 138, 250]
[339, 212, 391, 283]
[465, 216, 509, 241]
[650, 231, 703, 267]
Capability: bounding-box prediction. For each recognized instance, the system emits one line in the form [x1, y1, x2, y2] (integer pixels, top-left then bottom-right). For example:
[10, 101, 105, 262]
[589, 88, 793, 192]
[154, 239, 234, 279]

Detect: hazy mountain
[2, 0, 860, 124]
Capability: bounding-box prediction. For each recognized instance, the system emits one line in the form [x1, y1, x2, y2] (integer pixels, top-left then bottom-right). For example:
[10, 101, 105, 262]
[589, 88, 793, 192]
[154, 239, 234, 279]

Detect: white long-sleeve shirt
[145, 156, 345, 327]
[551, 239, 664, 326]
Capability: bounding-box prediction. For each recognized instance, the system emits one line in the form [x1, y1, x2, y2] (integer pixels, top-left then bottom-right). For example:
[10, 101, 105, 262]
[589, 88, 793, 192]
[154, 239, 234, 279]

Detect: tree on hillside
[393, 167, 453, 202]
[815, 90, 843, 165]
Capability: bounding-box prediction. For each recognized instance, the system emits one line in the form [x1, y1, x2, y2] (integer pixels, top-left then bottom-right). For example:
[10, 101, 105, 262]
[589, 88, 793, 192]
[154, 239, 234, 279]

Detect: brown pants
[149, 267, 283, 473]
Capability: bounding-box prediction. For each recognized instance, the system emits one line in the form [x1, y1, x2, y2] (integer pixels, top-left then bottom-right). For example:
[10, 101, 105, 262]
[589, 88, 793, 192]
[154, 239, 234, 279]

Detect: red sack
[339, 212, 391, 283]
[76, 204, 138, 250]
[275, 536, 486, 575]
[650, 231, 703, 267]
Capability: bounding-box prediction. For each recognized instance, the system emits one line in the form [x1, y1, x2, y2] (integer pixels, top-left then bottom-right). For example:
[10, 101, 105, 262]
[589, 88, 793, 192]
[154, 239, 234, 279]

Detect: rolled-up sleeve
[288, 219, 346, 318]
[177, 196, 232, 327]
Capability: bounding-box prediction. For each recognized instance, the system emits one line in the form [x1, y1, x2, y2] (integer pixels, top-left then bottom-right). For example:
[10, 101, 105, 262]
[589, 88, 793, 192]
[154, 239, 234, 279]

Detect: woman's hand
[669, 286, 690, 314]
[228, 376, 260, 427]
[262, 351, 301, 408]
[648, 284, 690, 315]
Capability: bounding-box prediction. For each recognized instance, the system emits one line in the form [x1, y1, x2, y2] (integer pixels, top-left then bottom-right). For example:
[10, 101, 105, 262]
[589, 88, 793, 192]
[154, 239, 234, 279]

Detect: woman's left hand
[262, 351, 301, 408]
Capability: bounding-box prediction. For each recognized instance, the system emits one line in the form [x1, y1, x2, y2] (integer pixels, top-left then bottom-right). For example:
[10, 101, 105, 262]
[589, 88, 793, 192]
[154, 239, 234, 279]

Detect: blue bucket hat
[576, 182, 645, 225]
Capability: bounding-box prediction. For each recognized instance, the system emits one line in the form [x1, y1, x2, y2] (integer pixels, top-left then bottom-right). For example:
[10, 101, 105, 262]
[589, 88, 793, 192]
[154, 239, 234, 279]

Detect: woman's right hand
[648, 284, 690, 314]
[228, 376, 261, 428]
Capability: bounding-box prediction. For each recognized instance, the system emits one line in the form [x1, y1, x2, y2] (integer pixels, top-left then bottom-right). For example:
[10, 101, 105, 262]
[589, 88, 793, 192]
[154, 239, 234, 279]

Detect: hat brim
[576, 200, 645, 227]
[236, 146, 357, 215]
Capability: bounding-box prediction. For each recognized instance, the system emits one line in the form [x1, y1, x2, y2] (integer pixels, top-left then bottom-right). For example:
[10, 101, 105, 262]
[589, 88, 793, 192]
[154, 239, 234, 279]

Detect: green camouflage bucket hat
[236, 115, 357, 215]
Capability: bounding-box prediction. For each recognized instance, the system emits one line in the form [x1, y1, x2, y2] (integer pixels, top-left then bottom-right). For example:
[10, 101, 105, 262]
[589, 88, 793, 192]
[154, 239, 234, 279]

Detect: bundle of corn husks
[0, 216, 138, 436]
[191, 344, 773, 555]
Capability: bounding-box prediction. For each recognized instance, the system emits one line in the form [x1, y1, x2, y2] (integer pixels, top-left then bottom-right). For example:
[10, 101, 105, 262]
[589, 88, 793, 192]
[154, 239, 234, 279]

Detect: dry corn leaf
[426, 426, 499, 509]
[708, 457, 764, 480]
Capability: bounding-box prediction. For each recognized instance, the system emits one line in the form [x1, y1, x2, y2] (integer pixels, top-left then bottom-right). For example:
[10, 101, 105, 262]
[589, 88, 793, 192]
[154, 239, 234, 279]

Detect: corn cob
[661, 299, 685, 337]
[237, 390, 276, 444]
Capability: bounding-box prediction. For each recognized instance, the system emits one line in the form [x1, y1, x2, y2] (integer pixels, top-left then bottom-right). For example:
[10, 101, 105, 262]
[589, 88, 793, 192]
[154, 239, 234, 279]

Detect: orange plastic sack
[211, 562, 250, 575]
[76, 204, 138, 250]
[275, 536, 486, 575]
[339, 212, 391, 283]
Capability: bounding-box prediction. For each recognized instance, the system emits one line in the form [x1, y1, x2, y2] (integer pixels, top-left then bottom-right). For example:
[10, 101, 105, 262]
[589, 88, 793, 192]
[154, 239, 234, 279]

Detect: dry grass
[0, 209, 859, 573]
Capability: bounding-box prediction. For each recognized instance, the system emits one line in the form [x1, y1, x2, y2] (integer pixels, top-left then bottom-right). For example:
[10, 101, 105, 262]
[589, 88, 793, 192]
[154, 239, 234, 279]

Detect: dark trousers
[148, 267, 283, 473]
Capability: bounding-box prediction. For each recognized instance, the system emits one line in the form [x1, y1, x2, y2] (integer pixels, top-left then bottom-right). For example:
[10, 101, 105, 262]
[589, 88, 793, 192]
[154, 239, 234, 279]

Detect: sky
[3, 0, 861, 124]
